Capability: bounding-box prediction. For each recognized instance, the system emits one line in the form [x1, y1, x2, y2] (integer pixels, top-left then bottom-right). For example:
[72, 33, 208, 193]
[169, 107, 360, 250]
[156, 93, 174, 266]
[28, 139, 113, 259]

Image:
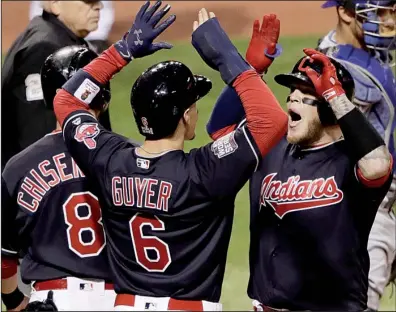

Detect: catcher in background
[317, 1, 396, 310]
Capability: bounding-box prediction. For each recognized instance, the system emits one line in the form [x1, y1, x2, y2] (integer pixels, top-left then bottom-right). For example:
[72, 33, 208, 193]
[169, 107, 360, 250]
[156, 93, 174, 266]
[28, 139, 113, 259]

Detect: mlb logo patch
[73, 78, 100, 105]
[144, 302, 157, 310]
[137, 158, 150, 169]
[79, 283, 94, 291]
[211, 131, 238, 159]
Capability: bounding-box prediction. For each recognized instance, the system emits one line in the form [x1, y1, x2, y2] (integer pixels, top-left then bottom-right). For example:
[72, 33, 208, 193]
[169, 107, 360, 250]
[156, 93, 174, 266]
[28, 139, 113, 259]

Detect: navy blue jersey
[1, 131, 128, 283]
[247, 137, 392, 310]
[61, 110, 260, 302]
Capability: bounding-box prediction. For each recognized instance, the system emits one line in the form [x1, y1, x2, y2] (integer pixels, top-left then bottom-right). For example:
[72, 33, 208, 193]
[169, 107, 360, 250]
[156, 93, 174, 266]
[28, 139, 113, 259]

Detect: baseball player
[1, 46, 124, 311]
[52, 1, 288, 310]
[206, 29, 393, 310]
[317, 1, 396, 309]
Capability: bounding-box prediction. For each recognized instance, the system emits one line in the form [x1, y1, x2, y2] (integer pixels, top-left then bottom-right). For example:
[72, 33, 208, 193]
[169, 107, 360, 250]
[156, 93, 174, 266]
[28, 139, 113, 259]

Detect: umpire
[1, 0, 111, 169]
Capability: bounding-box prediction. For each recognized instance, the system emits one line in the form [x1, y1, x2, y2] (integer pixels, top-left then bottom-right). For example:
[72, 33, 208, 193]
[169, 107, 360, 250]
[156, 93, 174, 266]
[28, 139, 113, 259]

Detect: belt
[33, 278, 114, 291]
[115, 293, 205, 311]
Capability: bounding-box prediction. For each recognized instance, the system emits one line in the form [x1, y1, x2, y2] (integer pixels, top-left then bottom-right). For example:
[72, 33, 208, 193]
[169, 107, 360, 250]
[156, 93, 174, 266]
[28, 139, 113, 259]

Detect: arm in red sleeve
[232, 70, 288, 156]
[1, 257, 18, 279]
[54, 45, 128, 127]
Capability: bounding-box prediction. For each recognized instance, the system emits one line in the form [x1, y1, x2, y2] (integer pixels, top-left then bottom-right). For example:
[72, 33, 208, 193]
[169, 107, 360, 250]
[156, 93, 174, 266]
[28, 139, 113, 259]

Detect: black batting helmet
[130, 61, 212, 140]
[40, 45, 111, 111]
[274, 56, 355, 126]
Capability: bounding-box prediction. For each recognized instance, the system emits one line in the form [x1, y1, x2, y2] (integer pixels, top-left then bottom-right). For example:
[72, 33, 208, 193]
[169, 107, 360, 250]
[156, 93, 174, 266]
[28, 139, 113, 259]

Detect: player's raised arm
[53, 1, 175, 177]
[189, 9, 287, 197]
[206, 14, 283, 140]
[302, 48, 392, 185]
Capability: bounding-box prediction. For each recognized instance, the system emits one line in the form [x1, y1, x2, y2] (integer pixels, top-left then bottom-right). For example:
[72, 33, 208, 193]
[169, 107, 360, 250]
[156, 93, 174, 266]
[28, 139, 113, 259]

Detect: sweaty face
[184, 103, 198, 140]
[55, 1, 102, 38]
[286, 85, 324, 146]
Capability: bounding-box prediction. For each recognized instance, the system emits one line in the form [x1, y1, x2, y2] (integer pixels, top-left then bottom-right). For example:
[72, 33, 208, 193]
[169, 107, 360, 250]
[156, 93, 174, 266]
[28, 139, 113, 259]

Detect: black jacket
[1, 11, 112, 169]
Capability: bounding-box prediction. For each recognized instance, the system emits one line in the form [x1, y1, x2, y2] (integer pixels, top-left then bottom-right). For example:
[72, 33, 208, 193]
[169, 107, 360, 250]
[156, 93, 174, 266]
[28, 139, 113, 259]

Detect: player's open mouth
[288, 109, 302, 127]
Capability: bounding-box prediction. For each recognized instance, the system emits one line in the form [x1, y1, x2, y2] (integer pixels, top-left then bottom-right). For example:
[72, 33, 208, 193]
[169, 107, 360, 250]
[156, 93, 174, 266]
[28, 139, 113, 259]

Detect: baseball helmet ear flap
[40, 45, 111, 111]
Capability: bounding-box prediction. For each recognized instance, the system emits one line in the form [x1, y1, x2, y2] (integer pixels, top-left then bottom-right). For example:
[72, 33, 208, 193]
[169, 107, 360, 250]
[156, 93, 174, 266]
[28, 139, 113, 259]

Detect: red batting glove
[300, 48, 345, 102]
[246, 14, 280, 74]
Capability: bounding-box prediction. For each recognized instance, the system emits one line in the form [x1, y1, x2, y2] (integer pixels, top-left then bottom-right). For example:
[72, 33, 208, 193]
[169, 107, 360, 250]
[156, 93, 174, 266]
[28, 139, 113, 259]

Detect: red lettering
[53, 153, 73, 182]
[135, 178, 148, 208]
[30, 169, 50, 191]
[38, 160, 60, 187]
[21, 177, 45, 201]
[123, 177, 135, 206]
[17, 192, 39, 212]
[157, 182, 172, 212]
[145, 179, 158, 209]
[112, 177, 123, 206]
[71, 158, 85, 178]
[310, 179, 325, 198]
[294, 181, 311, 200]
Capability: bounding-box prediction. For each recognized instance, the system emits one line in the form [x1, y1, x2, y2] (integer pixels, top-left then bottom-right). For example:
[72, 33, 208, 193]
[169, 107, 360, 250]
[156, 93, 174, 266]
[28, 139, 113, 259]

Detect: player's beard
[287, 117, 323, 147]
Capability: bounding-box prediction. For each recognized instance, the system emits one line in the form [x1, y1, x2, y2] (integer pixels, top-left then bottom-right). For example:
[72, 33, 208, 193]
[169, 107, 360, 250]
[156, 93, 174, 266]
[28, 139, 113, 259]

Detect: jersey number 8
[62, 192, 106, 258]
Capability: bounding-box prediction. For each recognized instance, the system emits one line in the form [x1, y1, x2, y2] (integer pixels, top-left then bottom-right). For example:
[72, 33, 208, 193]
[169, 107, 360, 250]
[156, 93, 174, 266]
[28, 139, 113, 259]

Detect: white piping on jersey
[134, 148, 179, 159]
[237, 118, 247, 129]
[242, 126, 259, 172]
[299, 137, 345, 152]
[1, 248, 17, 254]
[44, 130, 62, 137]
[62, 112, 97, 141]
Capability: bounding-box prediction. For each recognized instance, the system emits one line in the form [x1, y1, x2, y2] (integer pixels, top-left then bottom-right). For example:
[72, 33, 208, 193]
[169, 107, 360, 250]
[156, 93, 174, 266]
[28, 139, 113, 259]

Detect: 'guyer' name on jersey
[17, 152, 85, 212]
[112, 177, 173, 211]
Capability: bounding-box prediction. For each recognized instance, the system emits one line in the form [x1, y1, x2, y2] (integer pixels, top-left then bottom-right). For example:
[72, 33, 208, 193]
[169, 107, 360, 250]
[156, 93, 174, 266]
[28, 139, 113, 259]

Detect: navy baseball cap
[321, 0, 367, 8]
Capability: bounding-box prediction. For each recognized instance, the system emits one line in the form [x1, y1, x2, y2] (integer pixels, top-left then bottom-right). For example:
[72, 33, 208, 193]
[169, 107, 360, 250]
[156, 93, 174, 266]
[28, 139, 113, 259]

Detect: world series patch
[211, 131, 238, 158]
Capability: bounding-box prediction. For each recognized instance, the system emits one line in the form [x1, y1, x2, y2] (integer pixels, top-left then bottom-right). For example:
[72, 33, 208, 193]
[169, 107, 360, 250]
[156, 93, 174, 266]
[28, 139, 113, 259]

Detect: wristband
[338, 108, 385, 162]
[62, 69, 105, 110]
[2, 288, 24, 310]
[264, 43, 283, 59]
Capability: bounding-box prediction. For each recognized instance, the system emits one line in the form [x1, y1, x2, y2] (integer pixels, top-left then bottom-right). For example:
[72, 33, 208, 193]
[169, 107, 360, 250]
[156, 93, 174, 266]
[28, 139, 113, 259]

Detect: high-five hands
[246, 14, 282, 74]
[191, 8, 251, 85]
[300, 48, 345, 102]
[114, 0, 176, 61]
[193, 8, 216, 31]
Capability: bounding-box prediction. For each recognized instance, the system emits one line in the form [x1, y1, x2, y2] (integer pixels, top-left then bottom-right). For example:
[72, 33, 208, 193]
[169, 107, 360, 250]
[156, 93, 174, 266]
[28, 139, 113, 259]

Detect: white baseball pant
[113, 293, 223, 311]
[367, 174, 396, 310]
[29, 277, 116, 311]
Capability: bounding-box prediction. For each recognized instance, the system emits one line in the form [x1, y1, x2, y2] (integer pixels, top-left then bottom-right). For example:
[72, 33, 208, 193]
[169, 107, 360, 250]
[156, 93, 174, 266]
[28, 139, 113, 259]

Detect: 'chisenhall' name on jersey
[260, 173, 344, 218]
[112, 177, 173, 212]
[17, 153, 85, 212]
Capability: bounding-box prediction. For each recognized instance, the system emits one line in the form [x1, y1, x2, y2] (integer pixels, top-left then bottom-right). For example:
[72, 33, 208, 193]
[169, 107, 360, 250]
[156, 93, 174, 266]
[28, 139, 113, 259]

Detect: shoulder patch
[74, 78, 100, 105]
[211, 131, 238, 159]
[25, 73, 43, 101]
[74, 123, 100, 149]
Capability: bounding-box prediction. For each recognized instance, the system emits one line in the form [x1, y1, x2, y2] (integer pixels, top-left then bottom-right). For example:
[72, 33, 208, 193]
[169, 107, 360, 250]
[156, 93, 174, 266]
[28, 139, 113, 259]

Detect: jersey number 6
[63, 192, 106, 258]
[130, 213, 172, 272]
